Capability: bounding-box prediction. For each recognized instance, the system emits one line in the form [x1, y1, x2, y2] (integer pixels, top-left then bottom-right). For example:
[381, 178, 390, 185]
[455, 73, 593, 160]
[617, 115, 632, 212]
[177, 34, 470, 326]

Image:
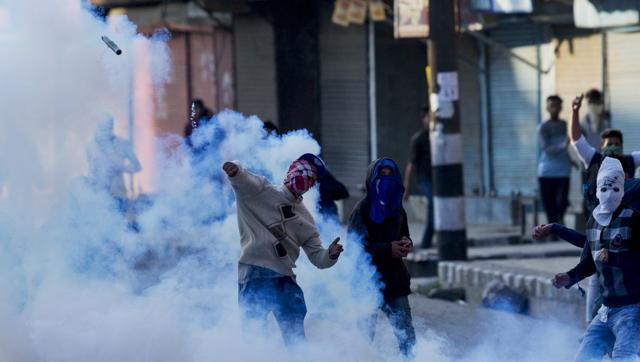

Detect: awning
[574, 0, 640, 28]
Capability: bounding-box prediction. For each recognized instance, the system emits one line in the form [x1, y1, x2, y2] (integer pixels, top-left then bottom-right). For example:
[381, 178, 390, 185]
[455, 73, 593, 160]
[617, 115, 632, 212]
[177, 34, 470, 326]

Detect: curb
[438, 261, 584, 304]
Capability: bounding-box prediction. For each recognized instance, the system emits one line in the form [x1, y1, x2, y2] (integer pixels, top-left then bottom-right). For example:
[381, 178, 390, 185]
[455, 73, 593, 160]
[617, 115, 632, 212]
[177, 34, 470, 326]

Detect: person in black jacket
[318, 170, 350, 221]
[348, 158, 416, 358]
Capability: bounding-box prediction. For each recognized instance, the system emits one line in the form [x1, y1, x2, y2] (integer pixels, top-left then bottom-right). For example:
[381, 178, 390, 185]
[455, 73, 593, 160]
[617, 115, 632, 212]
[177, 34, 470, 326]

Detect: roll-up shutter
[458, 35, 483, 195]
[189, 32, 217, 111]
[155, 32, 189, 135]
[554, 31, 602, 209]
[233, 14, 278, 123]
[608, 31, 640, 156]
[488, 24, 548, 196]
[318, 2, 369, 202]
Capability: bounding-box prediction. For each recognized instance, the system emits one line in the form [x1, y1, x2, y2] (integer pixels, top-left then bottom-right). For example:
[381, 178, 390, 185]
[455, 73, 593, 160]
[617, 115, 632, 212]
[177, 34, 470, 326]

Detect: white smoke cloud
[0, 1, 584, 361]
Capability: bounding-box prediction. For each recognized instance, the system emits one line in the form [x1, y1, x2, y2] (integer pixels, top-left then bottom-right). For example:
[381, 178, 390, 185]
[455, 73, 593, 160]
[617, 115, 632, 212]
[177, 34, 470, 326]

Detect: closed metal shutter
[318, 2, 369, 200]
[155, 32, 189, 135]
[554, 32, 602, 122]
[233, 14, 278, 123]
[608, 31, 640, 155]
[214, 29, 235, 110]
[189, 32, 217, 111]
[488, 24, 548, 196]
[458, 35, 483, 195]
[554, 31, 602, 209]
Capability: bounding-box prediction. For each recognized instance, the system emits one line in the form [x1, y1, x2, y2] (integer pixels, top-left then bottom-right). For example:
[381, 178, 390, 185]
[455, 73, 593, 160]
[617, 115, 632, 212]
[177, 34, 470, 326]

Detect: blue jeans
[576, 304, 640, 361]
[238, 276, 307, 346]
[418, 178, 434, 248]
[366, 296, 417, 358]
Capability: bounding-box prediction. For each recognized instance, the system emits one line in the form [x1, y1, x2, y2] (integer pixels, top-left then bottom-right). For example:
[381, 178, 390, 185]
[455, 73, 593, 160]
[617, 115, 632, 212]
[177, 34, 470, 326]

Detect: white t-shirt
[572, 135, 640, 169]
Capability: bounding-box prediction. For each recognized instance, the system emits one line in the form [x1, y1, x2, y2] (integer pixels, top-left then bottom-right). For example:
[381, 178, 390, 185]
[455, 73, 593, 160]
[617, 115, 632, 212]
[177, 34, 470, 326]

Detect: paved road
[408, 295, 582, 361]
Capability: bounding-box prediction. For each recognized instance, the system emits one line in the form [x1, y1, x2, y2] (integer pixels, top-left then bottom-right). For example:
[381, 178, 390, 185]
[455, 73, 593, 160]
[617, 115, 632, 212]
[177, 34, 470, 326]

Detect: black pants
[538, 177, 570, 224]
[238, 277, 307, 346]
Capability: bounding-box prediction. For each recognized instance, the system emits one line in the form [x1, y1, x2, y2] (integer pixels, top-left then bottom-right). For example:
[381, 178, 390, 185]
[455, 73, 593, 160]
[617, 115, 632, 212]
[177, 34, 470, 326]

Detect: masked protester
[222, 154, 343, 346]
[580, 89, 610, 149]
[569, 94, 640, 323]
[571, 94, 640, 213]
[347, 158, 416, 358]
[552, 157, 640, 361]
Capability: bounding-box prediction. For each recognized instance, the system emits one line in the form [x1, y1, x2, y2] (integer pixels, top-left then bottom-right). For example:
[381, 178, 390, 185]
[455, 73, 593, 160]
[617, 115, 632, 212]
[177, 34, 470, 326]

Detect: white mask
[593, 157, 625, 225]
[588, 104, 604, 121]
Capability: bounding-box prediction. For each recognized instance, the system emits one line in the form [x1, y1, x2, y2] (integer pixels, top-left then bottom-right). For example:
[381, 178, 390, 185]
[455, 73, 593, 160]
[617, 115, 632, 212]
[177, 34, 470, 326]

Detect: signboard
[370, 0, 386, 22]
[332, 0, 351, 27]
[348, 0, 367, 24]
[394, 0, 429, 38]
[437, 72, 459, 101]
[471, 0, 532, 13]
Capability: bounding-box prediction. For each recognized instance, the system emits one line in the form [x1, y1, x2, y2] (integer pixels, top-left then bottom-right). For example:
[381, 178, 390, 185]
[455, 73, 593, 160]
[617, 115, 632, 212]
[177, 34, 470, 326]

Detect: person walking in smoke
[86, 114, 141, 211]
[348, 158, 416, 358]
[222, 153, 344, 346]
[551, 157, 640, 361]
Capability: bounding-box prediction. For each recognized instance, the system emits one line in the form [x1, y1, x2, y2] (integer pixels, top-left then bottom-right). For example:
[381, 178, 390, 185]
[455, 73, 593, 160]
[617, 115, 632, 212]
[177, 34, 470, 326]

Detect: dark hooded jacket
[347, 158, 412, 302]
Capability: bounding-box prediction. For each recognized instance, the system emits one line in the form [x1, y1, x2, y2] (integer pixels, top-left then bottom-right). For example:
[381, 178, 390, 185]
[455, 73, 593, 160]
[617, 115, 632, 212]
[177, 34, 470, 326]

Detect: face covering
[602, 144, 623, 157]
[593, 157, 625, 225]
[368, 160, 405, 224]
[587, 103, 604, 121]
[284, 160, 317, 198]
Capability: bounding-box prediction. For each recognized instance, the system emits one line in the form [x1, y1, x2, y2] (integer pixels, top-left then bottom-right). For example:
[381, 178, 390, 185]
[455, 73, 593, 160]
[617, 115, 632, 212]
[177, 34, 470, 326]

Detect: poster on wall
[394, 0, 429, 38]
[332, 0, 351, 27]
[370, 0, 387, 22]
[348, 0, 367, 24]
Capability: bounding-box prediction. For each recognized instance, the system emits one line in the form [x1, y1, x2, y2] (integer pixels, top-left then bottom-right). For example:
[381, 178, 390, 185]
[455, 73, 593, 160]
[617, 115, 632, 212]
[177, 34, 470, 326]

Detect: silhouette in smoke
[318, 169, 349, 222]
[262, 120, 280, 136]
[223, 153, 344, 346]
[347, 158, 416, 357]
[184, 98, 214, 147]
[86, 114, 141, 209]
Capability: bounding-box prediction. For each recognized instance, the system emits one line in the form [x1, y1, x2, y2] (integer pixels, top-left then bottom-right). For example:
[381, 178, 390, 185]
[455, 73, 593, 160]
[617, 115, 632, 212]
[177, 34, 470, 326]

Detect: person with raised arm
[223, 154, 343, 346]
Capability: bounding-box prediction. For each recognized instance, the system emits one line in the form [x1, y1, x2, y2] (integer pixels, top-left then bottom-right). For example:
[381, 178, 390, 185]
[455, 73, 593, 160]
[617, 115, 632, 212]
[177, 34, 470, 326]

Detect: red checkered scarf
[284, 160, 318, 198]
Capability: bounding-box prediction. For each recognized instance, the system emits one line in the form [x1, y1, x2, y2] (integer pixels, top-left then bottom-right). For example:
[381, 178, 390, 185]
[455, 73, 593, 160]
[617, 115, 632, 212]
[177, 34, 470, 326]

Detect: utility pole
[427, 0, 467, 260]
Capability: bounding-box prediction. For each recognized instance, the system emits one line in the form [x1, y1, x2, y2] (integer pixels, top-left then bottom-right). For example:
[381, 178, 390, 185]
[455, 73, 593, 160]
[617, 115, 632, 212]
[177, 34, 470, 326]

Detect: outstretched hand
[328, 237, 344, 260]
[572, 94, 584, 112]
[222, 162, 239, 177]
[552, 273, 570, 288]
[532, 223, 553, 241]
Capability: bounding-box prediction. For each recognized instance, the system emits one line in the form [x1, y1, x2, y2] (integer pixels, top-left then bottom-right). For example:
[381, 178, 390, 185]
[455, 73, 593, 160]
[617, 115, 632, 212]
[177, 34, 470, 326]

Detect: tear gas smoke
[0, 1, 583, 361]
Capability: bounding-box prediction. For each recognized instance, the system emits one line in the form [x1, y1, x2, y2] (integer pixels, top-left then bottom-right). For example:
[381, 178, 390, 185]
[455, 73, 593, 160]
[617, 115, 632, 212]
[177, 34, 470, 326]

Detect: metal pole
[428, 0, 467, 261]
[368, 19, 378, 162]
[479, 39, 491, 196]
